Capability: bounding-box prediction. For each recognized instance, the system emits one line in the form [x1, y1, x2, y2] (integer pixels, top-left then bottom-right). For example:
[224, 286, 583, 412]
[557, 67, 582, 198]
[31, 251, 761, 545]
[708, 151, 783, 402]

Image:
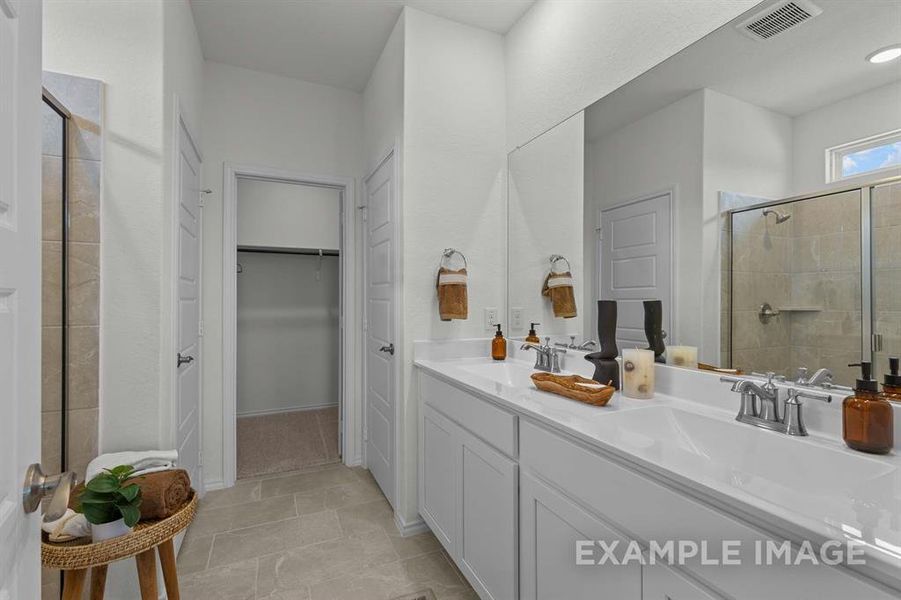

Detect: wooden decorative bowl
[531, 373, 615, 406]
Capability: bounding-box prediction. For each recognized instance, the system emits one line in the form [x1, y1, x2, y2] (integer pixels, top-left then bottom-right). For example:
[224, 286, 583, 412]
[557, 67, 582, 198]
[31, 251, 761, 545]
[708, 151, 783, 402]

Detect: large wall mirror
[507, 0, 901, 387]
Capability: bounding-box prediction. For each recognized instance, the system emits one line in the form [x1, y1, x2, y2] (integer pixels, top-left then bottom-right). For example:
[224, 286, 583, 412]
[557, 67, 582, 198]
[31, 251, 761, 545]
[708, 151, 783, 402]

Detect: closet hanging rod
[237, 246, 339, 257]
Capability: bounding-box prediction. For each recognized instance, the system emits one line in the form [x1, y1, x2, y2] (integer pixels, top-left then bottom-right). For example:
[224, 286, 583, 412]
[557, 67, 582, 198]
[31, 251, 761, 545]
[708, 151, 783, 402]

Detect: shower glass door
[729, 188, 864, 387]
[871, 180, 901, 383]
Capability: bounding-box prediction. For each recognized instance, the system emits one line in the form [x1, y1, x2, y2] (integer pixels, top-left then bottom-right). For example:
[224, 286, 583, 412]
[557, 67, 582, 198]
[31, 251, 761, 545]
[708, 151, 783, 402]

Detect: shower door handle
[177, 353, 195, 367]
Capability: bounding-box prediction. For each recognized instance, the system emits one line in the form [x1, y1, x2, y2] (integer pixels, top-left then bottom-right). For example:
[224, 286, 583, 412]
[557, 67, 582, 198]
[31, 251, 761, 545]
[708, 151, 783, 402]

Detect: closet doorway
[222, 167, 358, 485]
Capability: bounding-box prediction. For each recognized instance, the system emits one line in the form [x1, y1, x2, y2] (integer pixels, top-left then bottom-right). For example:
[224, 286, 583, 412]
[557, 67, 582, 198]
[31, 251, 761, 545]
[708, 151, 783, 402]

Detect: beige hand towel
[437, 267, 468, 321]
[542, 271, 577, 318]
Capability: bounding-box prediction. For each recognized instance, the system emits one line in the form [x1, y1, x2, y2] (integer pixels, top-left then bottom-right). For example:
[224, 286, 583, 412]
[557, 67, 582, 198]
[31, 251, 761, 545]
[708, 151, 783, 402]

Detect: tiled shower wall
[726, 190, 864, 386]
[40, 71, 102, 481]
[41, 71, 102, 600]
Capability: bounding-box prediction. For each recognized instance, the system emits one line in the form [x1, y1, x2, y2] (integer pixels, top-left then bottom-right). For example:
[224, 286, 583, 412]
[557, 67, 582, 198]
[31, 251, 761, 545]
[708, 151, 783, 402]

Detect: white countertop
[413, 350, 901, 589]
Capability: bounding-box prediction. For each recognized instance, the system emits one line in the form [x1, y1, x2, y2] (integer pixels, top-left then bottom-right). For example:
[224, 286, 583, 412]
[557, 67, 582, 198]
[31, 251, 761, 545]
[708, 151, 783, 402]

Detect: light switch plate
[511, 307, 524, 331]
[484, 307, 499, 331]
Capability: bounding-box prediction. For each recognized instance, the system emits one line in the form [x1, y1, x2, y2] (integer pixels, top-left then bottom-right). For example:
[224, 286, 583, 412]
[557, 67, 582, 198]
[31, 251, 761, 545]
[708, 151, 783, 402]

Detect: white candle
[622, 349, 655, 399]
[667, 345, 698, 369]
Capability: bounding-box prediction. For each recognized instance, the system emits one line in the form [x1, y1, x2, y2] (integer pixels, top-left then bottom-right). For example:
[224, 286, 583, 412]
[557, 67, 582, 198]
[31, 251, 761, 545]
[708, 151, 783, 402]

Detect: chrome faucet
[554, 336, 598, 351]
[721, 373, 832, 436]
[794, 367, 833, 387]
[522, 337, 567, 373]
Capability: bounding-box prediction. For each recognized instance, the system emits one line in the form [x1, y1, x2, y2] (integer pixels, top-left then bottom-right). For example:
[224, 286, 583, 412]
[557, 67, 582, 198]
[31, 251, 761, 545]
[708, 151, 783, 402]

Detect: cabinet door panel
[643, 564, 721, 600]
[520, 471, 641, 600]
[459, 429, 518, 600]
[421, 404, 457, 551]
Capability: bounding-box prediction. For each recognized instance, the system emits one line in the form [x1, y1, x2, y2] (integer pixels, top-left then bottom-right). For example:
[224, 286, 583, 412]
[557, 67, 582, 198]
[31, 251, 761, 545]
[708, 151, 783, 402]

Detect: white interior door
[599, 193, 672, 350]
[175, 120, 202, 490]
[0, 0, 43, 594]
[363, 154, 396, 506]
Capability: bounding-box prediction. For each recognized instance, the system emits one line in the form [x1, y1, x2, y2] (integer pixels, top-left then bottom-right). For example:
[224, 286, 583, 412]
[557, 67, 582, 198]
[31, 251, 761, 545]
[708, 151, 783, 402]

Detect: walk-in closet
[235, 178, 341, 479]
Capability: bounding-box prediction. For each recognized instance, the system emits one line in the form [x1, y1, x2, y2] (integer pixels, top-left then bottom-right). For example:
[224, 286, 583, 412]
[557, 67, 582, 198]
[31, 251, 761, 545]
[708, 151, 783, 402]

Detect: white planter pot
[91, 517, 133, 542]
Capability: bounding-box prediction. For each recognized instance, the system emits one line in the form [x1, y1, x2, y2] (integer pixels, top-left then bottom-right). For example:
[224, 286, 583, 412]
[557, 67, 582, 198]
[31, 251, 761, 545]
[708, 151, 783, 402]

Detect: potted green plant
[77, 465, 143, 541]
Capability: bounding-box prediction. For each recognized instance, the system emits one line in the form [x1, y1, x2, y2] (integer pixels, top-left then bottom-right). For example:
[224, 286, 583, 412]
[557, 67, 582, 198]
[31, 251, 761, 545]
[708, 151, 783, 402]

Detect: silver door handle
[379, 344, 395, 355]
[178, 353, 195, 367]
[22, 463, 77, 521]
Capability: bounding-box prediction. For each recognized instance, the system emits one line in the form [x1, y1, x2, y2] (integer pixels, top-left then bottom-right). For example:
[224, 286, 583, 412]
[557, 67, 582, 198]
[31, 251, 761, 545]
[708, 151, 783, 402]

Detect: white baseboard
[343, 453, 363, 467]
[204, 478, 226, 491]
[394, 512, 430, 538]
[237, 403, 338, 418]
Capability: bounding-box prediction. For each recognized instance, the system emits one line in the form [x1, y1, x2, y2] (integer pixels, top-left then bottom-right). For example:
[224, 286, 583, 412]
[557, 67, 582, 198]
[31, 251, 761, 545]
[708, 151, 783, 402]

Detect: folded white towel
[86, 450, 179, 481]
[42, 509, 91, 542]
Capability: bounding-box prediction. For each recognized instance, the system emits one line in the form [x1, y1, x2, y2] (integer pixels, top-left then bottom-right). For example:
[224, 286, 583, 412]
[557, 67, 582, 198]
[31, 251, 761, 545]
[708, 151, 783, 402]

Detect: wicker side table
[42, 491, 198, 600]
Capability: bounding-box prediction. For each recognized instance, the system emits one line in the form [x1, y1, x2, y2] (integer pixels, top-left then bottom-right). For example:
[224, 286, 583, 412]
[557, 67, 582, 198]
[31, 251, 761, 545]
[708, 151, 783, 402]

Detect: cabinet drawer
[520, 420, 896, 600]
[420, 372, 517, 457]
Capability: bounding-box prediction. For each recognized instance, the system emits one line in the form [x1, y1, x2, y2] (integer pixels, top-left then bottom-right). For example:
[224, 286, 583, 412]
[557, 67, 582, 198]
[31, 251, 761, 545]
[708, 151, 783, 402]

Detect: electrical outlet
[484, 307, 499, 331]
[511, 307, 524, 331]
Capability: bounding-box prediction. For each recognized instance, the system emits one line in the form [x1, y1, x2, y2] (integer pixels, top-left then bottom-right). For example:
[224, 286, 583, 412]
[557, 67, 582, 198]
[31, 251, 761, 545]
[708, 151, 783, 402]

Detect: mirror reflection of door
[599, 193, 673, 353]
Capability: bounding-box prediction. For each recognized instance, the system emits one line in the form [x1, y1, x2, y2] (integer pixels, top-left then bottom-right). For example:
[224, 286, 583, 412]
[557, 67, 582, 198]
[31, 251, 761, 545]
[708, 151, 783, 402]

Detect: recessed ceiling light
[867, 45, 901, 64]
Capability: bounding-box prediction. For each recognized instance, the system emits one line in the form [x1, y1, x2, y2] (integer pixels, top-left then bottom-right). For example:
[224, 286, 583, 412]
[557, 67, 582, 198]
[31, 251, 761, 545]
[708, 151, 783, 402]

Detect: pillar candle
[667, 345, 699, 369]
[622, 349, 655, 399]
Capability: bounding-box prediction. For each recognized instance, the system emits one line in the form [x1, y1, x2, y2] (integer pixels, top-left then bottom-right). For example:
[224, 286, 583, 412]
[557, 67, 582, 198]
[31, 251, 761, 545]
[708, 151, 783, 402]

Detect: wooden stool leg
[158, 539, 180, 600]
[135, 548, 159, 600]
[90, 564, 108, 599]
[62, 569, 87, 600]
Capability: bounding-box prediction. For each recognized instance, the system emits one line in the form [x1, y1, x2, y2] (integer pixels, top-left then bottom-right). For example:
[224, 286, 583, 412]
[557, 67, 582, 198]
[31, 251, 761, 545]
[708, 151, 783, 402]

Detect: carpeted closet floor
[237, 406, 340, 479]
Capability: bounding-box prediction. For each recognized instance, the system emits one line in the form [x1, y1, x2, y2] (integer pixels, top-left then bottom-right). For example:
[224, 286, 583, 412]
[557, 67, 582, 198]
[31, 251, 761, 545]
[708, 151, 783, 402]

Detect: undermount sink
[459, 361, 541, 387]
[594, 406, 895, 494]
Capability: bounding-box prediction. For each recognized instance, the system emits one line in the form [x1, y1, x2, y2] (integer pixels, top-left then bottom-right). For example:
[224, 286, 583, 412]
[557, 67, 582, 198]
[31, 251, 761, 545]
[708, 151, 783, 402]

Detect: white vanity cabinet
[417, 367, 901, 600]
[419, 375, 518, 600]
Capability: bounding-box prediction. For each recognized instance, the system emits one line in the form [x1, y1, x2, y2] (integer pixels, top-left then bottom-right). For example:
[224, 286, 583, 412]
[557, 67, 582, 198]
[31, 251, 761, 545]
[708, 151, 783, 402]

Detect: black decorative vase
[585, 300, 620, 389]
[643, 300, 666, 363]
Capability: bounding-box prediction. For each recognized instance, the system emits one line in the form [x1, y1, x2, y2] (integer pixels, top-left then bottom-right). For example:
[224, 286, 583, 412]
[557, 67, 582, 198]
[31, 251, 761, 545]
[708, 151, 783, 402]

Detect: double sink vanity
[414, 340, 901, 600]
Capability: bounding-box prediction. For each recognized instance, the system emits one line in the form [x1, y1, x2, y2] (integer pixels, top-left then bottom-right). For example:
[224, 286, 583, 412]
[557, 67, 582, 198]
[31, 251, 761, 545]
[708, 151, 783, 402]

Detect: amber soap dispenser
[525, 322, 541, 344]
[843, 362, 894, 454]
[492, 323, 507, 361]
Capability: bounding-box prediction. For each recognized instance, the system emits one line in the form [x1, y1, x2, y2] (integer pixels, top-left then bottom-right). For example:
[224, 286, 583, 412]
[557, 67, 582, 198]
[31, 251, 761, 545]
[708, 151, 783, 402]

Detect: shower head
[762, 208, 791, 224]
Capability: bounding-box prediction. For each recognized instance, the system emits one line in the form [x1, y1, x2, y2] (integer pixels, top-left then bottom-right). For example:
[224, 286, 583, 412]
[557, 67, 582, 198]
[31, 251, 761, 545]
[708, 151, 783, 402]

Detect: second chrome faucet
[521, 337, 566, 373]
[721, 372, 832, 436]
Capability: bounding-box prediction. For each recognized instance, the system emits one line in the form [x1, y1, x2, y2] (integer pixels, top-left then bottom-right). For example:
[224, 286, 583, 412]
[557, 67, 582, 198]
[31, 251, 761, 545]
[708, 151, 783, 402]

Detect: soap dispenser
[525, 323, 541, 344]
[843, 362, 894, 454]
[492, 323, 507, 361]
[882, 357, 901, 403]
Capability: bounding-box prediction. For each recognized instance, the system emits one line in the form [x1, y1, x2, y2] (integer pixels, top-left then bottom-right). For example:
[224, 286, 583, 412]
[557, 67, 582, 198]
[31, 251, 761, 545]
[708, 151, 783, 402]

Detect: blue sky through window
[841, 141, 901, 177]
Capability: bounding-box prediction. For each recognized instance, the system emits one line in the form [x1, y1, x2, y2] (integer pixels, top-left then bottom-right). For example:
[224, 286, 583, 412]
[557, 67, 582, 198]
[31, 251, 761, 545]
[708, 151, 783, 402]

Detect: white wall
[587, 91, 705, 352]
[792, 81, 901, 194]
[701, 89, 793, 362]
[237, 179, 340, 251]
[364, 15, 404, 176]
[504, 0, 762, 151]
[201, 61, 363, 487]
[398, 7, 507, 526]
[236, 252, 339, 415]
[508, 112, 584, 339]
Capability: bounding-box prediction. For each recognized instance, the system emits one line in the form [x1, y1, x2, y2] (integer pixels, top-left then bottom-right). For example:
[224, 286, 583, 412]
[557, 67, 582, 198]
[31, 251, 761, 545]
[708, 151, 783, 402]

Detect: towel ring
[441, 248, 468, 270]
[549, 254, 571, 273]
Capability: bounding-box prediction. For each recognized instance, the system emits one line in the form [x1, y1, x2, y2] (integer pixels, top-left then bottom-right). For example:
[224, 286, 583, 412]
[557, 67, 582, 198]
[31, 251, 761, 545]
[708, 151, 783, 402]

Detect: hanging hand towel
[437, 267, 468, 321]
[542, 271, 577, 318]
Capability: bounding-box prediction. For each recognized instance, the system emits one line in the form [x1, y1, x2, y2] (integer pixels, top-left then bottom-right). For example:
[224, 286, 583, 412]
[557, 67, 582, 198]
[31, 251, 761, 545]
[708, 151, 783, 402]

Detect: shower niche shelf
[758, 303, 823, 323]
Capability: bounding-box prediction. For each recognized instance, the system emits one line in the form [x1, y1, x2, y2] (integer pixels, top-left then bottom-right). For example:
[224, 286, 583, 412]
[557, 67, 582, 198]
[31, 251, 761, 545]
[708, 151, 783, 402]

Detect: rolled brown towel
[437, 267, 468, 321]
[125, 469, 191, 520]
[542, 271, 577, 318]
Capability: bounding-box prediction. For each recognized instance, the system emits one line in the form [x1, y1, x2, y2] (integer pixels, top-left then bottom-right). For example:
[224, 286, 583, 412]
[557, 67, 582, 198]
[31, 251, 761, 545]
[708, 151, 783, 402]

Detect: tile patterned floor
[177, 463, 477, 600]
[237, 407, 341, 479]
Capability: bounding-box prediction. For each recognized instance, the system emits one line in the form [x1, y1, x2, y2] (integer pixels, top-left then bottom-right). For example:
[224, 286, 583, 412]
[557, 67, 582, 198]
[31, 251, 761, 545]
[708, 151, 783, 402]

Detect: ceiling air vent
[737, 0, 822, 41]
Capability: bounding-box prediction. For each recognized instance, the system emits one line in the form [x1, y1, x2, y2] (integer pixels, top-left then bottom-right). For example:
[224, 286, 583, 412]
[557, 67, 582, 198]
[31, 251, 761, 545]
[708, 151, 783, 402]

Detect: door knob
[379, 343, 395, 355]
[177, 353, 195, 367]
[22, 464, 77, 521]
